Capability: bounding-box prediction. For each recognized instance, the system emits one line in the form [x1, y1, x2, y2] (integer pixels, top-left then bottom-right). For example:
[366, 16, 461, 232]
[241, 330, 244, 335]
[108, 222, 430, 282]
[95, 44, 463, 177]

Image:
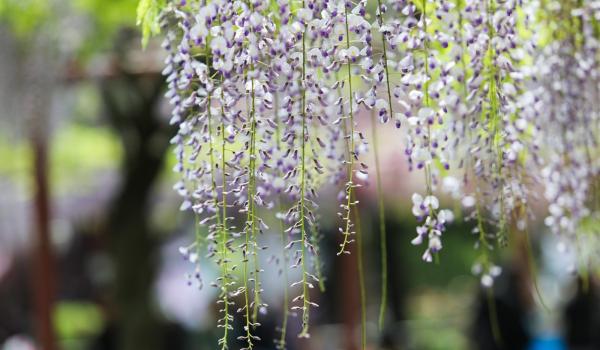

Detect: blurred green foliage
[52, 124, 122, 192]
[54, 301, 104, 350]
[0, 123, 121, 194]
[73, 0, 139, 56]
[136, 0, 165, 48]
[54, 301, 104, 339]
[392, 213, 480, 288]
[0, 0, 50, 36]
[0, 134, 30, 180]
[389, 214, 480, 349]
[0, 0, 141, 56]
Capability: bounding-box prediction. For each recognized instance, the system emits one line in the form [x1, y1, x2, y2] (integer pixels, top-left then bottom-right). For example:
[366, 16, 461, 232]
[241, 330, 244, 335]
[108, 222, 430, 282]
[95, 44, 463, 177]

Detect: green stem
[373, 0, 391, 330]
[421, 0, 435, 199]
[242, 235, 253, 348]
[242, 67, 257, 348]
[217, 135, 231, 349]
[219, 75, 231, 350]
[311, 221, 327, 292]
[524, 227, 549, 311]
[353, 201, 367, 350]
[486, 287, 503, 347]
[474, 182, 503, 347]
[250, 73, 262, 325]
[207, 45, 231, 350]
[278, 200, 290, 348]
[298, 6, 311, 336]
[456, 0, 472, 186]
[338, 2, 357, 255]
[375, 0, 394, 122]
[248, 2, 262, 322]
[274, 95, 289, 349]
[422, 0, 430, 107]
[486, 0, 507, 246]
[575, 227, 590, 294]
[370, 110, 388, 330]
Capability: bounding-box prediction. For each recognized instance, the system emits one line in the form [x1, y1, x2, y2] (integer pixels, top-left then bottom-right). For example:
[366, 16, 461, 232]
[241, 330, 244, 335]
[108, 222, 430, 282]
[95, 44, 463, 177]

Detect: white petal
[422, 249, 433, 263]
[490, 266, 502, 277]
[180, 200, 192, 211]
[481, 274, 494, 288]
[418, 107, 434, 119]
[462, 195, 476, 208]
[429, 236, 442, 251]
[439, 209, 454, 223]
[407, 116, 420, 126]
[424, 195, 439, 210]
[412, 206, 424, 217]
[411, 193, 423, 205]
[411, 235, 423, 245]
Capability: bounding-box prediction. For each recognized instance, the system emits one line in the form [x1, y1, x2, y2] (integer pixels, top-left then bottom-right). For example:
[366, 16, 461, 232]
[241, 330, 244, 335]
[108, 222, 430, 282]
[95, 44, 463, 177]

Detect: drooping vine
[139, 0, 600, 348]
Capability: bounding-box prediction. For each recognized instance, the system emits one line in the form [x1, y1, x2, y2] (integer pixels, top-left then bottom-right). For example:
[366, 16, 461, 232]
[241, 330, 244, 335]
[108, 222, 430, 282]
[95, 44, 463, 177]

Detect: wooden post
[31, 128, 57, 350]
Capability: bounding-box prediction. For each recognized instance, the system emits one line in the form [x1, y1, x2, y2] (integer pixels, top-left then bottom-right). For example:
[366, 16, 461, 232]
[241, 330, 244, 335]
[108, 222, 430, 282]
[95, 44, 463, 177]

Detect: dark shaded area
[470, 267, 530, 350]
[564, 278, 600, 350]
[93, 32, 176, 350]
[0, 256, 32, 341]
[380, 213, 410, 350]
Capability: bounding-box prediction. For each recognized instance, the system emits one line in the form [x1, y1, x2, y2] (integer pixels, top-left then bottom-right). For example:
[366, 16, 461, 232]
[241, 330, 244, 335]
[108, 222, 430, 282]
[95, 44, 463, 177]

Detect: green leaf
[54, 302, 104, 339]
[0, 0, 50, 37]
[136, 0, 165, 48]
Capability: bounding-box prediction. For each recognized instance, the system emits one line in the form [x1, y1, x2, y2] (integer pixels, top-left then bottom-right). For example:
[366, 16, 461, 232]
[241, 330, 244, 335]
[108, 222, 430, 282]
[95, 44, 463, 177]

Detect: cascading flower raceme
[140, 0, 600, 347]
[532, 0, 600, 274]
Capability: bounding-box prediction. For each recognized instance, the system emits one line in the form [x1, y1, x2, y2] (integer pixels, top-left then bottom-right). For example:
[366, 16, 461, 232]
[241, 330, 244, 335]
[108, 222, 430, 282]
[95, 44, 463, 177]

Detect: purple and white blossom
[152, 0, 600, 346]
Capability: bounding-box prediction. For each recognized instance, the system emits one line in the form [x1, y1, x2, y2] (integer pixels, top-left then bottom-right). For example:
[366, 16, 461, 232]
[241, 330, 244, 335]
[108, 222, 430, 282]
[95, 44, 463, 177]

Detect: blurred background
[0, 1, 599, 350]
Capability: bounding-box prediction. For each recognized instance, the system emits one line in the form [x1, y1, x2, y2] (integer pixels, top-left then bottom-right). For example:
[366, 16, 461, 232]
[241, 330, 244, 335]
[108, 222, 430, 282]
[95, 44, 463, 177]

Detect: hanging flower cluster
[532, 0, 600, 273]
[145, 0, 600, 347]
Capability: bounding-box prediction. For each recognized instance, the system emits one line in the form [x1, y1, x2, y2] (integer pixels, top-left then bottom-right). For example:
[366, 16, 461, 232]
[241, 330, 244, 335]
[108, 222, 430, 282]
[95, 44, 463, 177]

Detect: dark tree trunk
[99, 66, 173, 350]
[31, 129, 57, 350]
